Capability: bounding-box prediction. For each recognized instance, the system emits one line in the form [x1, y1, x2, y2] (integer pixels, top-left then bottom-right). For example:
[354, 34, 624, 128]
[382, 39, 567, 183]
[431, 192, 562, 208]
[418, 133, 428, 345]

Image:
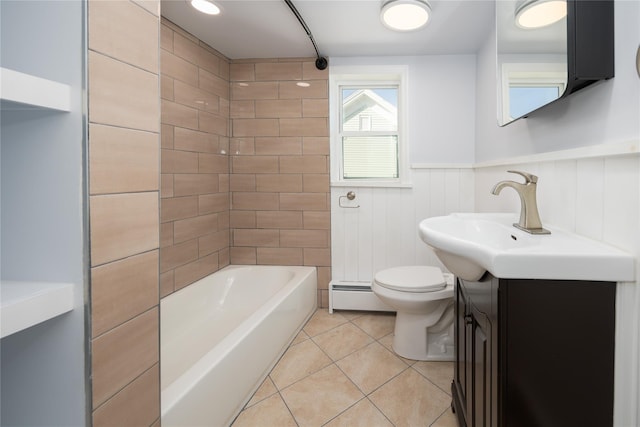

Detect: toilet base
[392, 312, 455, 361]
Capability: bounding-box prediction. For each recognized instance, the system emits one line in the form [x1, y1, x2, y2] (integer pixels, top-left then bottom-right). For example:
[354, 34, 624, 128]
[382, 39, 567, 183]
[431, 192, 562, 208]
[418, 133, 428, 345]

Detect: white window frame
[330, 65, 410, 188]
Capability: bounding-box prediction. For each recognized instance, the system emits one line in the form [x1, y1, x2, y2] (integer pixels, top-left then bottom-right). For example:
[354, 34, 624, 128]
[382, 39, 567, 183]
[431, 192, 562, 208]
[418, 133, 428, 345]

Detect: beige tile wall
[229, 59, 332, 306]
[87, 0, 160, 425]
[160, 19, 231, 297]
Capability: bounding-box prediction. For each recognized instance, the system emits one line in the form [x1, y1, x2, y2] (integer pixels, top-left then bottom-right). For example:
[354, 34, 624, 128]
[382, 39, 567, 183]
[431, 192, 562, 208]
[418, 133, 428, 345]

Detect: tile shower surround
[88, 0, 161, 425]
[160, 18, 332, 304]
[87, 9, 331, 425]
[228, 58, 332, 305]
[160, 18, 232, 297]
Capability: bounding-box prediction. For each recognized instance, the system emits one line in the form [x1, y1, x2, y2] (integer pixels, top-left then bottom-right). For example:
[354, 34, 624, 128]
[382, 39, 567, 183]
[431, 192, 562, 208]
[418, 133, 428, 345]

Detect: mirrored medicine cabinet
[497, 0, 614, 126]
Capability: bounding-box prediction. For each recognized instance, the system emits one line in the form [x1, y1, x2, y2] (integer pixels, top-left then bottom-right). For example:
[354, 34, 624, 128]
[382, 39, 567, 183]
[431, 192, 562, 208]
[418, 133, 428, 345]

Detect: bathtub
[161, 265, 317, 427]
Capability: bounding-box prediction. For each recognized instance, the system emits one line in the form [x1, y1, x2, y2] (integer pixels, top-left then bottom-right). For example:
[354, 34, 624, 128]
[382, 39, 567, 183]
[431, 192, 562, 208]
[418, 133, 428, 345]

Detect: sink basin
[419, 213, 635, 282]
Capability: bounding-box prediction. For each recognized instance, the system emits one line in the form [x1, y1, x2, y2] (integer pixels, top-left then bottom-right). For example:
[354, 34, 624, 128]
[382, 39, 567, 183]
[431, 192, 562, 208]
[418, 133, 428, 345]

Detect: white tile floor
[231, 309, 458, 427]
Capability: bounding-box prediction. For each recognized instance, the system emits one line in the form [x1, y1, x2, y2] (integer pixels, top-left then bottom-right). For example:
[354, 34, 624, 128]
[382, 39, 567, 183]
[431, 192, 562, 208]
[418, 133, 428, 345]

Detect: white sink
[419, 213, 635, 282]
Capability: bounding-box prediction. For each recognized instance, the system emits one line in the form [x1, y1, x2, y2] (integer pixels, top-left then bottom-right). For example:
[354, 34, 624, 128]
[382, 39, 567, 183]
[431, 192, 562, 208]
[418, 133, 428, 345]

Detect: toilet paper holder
[339, 191, 360, 208]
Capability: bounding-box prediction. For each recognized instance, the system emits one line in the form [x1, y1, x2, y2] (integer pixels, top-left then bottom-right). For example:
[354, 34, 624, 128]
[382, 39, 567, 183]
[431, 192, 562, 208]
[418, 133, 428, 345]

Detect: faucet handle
[507, 170, 538, 184]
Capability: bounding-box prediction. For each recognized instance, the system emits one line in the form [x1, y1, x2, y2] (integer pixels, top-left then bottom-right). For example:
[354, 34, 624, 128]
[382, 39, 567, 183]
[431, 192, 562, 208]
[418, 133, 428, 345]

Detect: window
[341, 87, 398, 179]
[498, 62, 567, 124]
[508, 85, 562, 119]
[330, 66, 408, 186]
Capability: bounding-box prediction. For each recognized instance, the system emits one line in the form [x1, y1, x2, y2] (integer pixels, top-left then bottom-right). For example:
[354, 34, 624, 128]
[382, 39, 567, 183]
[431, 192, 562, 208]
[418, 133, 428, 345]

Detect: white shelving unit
[1, 1, 87, 424]
[1, 281, 74, 338]
[0, 67, 71, 111]
[0, 66, 75, 340]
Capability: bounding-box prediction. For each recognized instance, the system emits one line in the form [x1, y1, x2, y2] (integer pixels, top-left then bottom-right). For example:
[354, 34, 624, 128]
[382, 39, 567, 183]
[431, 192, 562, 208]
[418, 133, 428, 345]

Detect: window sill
[331, 181, 413, 189]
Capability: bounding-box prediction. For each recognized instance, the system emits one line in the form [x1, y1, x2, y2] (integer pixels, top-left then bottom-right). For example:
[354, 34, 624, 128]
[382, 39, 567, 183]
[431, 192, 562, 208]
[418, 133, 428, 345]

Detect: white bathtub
[161, 265, 317, 427]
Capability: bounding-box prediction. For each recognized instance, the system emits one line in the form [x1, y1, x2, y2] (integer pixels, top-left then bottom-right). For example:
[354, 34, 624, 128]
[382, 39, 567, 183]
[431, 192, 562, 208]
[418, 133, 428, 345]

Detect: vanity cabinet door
[453, 277, 496, 427]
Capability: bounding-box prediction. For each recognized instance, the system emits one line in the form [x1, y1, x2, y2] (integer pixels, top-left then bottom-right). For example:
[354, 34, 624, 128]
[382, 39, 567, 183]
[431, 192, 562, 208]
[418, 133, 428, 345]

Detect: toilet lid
[374, 266, 446, 292]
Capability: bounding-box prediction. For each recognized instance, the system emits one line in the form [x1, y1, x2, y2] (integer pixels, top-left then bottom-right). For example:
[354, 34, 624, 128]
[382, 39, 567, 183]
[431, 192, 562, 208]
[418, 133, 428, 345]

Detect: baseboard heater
[328, 280, 394, 314]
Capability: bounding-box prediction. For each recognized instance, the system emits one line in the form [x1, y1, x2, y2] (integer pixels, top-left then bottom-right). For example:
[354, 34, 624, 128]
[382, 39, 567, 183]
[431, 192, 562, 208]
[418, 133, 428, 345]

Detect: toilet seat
[374, 266, 446, 293]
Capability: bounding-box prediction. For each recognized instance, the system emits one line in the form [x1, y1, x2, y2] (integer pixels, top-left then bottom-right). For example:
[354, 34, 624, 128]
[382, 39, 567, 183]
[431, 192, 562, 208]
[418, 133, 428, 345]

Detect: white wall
[475, 0, 640, 162]
[330, 55, 477, 164]
[329, 55, 477, 283]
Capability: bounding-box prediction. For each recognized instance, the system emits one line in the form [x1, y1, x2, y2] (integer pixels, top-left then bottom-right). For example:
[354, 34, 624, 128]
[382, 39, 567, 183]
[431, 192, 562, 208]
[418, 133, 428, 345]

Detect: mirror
[496, 0, 568, 126]
[497, 0, 614, 126]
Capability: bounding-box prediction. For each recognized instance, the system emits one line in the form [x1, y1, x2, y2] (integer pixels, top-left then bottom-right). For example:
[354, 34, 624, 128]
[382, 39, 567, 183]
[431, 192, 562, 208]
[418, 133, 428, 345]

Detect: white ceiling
[161, 0, 496, 60]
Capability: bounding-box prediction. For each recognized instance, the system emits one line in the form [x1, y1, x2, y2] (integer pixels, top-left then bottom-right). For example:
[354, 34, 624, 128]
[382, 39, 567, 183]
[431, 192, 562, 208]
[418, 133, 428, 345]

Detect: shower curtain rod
[283, 0, 328, 70]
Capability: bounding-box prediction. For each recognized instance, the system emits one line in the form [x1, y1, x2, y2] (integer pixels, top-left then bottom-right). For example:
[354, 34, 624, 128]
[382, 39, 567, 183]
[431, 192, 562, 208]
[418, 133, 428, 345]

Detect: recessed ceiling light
[296, 82, 311, 87]
[381, 0, 431, 32]
[515, 0, 566, 29]
[190, 0, 220, 15]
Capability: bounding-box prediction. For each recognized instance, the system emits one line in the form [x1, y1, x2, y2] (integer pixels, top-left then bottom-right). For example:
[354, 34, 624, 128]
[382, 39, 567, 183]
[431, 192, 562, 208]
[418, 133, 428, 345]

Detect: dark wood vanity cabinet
[452, 275, 616, 427]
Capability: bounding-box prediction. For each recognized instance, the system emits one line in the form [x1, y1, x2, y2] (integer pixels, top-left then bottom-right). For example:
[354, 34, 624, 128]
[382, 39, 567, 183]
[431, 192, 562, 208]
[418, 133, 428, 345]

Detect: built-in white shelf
[1, 281, 74, 338]
[0, 67, 71, 112]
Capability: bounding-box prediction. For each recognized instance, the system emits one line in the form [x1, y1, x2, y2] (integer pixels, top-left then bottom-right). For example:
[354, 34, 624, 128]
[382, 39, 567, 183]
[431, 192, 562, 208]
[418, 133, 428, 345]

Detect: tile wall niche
[87, 0, 161, 426]
[229, 58, 331, 306]
[160, 18, 231, 297]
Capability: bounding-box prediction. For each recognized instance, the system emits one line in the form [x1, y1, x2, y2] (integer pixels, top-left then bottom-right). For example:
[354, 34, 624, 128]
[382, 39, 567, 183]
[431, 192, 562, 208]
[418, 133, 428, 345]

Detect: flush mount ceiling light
[190, 0, 220, 15]
[381, 0, 431, 32]
[515, 0, 566, 29]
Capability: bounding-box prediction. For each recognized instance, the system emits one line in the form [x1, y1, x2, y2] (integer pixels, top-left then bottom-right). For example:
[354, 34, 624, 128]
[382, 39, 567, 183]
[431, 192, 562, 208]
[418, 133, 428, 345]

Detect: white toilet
[371, 266, 455, 361]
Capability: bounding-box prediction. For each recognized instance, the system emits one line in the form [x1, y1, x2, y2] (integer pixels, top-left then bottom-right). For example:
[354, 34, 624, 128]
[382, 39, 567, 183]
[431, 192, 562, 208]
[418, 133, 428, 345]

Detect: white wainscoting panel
[331, 168, 474, 283]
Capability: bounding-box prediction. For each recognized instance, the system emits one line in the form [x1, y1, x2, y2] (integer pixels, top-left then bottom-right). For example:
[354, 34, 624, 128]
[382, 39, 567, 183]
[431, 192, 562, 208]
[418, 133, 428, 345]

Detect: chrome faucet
[491, 170, 550, 235]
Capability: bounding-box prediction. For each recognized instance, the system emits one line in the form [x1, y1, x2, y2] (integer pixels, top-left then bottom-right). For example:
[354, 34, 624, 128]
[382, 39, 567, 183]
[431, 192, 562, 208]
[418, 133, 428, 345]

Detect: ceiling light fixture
[515, 0, 566, 29]
[381, 0, 431, 32]
[190, 0, 220, 15]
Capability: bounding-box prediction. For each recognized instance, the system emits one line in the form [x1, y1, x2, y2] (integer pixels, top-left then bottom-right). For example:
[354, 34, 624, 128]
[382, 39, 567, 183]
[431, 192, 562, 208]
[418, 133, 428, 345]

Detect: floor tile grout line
[302, 316, 350, 339]
[308, 323, 375, 363]
[429, 406, 455, 427]
[362, 363, 413, 398]
[364, 395, 398, 427]
[273, 357, 334, 394]
[331, 355, 375, 396]
[409, 363, 454, 397]
[318, 395, 396, 427]
[276, 357, 365, 426]
[373, 334, 416, 367]
[276, 388, 301, 427]
[267, 337, 325, 391]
